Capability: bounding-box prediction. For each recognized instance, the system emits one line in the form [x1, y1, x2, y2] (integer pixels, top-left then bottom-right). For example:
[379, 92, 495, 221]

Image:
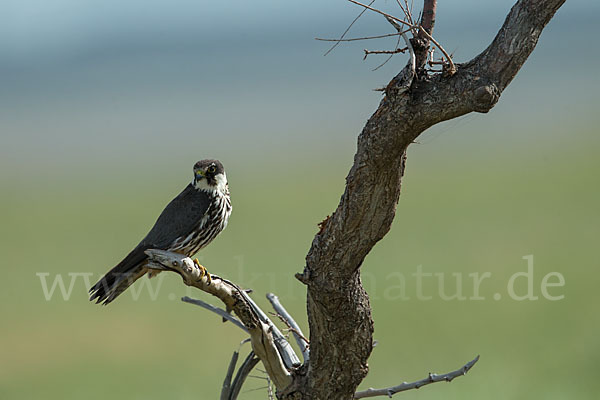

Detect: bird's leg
[193, 258, 212, 285]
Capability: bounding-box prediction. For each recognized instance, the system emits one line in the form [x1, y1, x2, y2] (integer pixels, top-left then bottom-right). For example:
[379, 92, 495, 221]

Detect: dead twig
[324, 0, 376, 56]
[316, 32, 405, 42]
[364, 47, 408, 59]
[182, 296, 248, 333]
[353, 355, 480, 398]
[347, 0, 412, 28]
[229, 351, 260, 400]
[267, 293, 310, 363]
[346, 0, 456, 74]
[370, 34, 403, 71]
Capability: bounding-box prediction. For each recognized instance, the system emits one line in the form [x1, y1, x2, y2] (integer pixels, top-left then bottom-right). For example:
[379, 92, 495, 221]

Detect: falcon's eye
[207, 165, 217, 174]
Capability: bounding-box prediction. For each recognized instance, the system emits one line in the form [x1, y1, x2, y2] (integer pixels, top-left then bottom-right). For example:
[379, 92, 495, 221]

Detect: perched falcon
[89, 159, 232, 305]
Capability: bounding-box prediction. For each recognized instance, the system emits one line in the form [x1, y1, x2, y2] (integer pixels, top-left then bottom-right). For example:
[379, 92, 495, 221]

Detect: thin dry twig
[358, 25, 411, 68]
[380, 16, 415, 86]
[316, 32, 404, 42]
[404, 0, 414, 24]
[346, 0, 456, 74]
[266, 293, 310, 363]
[221, 340, 256, 400]
[363, 10, 412, 71]
[413, 24, 456, 74]
[230, 352, 260, 400]
[401, 0, 418, 34]
[324, 0, 376, 56]
[370, 47, 401, 71]
[182, 296, 248, 333]
[369, 37, 402, 71]
[396, 0, 409, 22]
[220, 350, 239, 400]
[347, 0, 412, 28]
[364, 47, 408, 59]
[378, 16, 412, 72]
[242, 386, 269, 393]
[271, 312, 310, 349]
[267, 376, 274, 400]
[353, 355, 480, 399]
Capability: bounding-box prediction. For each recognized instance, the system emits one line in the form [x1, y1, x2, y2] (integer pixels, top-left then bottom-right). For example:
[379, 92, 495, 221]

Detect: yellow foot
[193, 258, 212, 285]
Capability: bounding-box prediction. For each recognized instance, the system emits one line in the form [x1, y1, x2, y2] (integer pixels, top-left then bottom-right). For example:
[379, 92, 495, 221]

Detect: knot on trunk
[471, 84, 500, 113]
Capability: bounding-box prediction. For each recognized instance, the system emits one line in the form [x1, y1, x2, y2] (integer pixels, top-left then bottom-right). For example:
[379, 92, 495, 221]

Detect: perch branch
[353, 355, 480, 398]
[145, 249, 296, 392]
[182, 296, 248, 333]
[267, 293, 310, 363]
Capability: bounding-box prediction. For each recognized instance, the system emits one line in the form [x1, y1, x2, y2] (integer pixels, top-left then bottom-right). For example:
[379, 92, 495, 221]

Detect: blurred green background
[1, 1, 598, 399]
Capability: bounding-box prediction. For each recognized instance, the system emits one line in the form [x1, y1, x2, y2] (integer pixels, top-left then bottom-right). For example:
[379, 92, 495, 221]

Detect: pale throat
[193, 173, 228, 194]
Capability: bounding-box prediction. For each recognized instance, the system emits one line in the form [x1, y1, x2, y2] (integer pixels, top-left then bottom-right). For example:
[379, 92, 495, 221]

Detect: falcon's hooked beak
[194, 170, 205, 181]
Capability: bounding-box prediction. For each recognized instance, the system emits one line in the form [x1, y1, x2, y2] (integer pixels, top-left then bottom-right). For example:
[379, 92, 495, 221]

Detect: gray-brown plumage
[89, 159, 231, 305]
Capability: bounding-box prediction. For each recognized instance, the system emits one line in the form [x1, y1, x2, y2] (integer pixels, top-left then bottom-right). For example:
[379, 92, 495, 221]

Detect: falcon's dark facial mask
[193, 159, 228, 192]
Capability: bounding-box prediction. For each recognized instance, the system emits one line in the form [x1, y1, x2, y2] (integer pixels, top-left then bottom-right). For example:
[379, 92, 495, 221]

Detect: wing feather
[89, 184, 211, 304]
[140, 183, 212, 249]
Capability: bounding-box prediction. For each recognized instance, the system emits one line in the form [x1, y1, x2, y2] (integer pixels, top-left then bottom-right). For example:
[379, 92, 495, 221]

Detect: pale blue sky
[1, 1, 592, 63]
[0, 0, 597, 179]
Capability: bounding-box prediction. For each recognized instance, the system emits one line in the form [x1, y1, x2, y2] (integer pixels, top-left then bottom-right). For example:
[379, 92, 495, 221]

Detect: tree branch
[245, 292, 302, 370]
[267, 293, 310, 363]
[384, 16, 415, 95]
[418, 0, 436, 39]
[316, 33, 406, 43]
[324, 0, 376, 56]
[221, 349, 240, 400]
[414, 0, 437, 70]
[347, 0, 455, 74]
[229, 351, 260, 400]
[353, 355, 480, 398]
[145, 249, 297, 393]
[182, 296, 248, 333]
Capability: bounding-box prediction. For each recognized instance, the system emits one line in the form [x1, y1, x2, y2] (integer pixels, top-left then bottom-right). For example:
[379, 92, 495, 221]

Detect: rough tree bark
[288, 0, 566, 399]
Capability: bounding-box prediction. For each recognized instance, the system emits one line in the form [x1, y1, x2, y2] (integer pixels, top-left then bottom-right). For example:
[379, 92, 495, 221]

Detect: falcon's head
[193, 159, 228, 193]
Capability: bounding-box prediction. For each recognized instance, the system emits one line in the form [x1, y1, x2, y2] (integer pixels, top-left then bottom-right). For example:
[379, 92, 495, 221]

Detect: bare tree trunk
[289, 0, 566, 398]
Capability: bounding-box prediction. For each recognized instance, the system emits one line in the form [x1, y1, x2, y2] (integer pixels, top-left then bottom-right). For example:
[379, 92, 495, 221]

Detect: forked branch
[346, 0, 456, 74]
[145, 249, 299, 393]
